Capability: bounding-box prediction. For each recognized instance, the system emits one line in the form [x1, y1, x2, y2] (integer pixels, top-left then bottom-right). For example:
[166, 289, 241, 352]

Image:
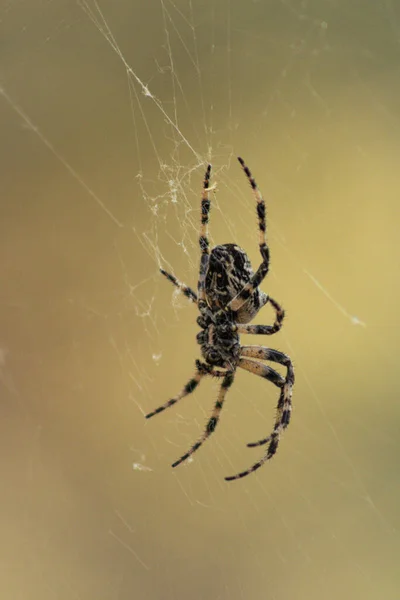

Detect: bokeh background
[1, 1, 399, 599]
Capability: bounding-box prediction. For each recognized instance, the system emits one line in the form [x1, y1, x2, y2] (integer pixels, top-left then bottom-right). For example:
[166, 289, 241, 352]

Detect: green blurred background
[1, 1, 399, 598]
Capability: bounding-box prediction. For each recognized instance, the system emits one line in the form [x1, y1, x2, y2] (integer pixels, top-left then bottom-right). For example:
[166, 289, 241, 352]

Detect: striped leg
[237, 356, 285, 387]
[237, 296, 285, 336]
[172, 370, 235, 468]
[241, 346, 294, 446]
[145, 368, 205, 419]
[228, 157, 270, 313]
[160, 269, 198, 303]
[225, 349, 294, 482]
[198, 164, 212, 311]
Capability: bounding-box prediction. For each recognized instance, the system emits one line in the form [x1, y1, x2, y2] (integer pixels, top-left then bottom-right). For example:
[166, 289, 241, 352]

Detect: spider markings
[146, 157, 294, 481]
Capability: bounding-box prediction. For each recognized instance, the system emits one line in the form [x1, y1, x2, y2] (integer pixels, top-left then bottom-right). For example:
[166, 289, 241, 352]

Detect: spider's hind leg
[160, 268, 198, 303]
[197, 164, 213, 311]
[229, 158, 270, 314]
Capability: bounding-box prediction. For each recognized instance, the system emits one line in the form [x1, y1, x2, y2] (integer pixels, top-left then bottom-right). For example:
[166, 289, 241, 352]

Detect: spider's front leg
[171, 369, 235, 468]
[145, 365, 205, 419]
[144, 360, 225, 419]
[225, 346, 294, 482]
[241, 346, 294, 446]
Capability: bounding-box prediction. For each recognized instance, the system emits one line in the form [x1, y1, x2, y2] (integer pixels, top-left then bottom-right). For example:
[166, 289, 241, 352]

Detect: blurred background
[1, 1, 399, 598]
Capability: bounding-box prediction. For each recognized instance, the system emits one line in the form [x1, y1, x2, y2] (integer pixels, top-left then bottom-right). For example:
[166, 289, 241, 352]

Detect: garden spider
[145, 157, 294, 481]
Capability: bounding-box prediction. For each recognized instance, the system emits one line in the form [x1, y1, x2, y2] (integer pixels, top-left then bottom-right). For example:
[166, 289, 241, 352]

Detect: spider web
[1, 1, 400, 599]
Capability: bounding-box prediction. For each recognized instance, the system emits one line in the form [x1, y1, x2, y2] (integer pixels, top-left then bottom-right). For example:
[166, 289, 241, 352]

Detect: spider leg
[160, 268, 198, 303]
[237, 356, 285, 387]
[237, 296, 285, 335]
[145, 360, 225, 420]
[224, 351, 294, 482]
[198, 164, 212, 311]
[145, 367, 205, 419]
[240, 346, 294, 446]
[226, 355, 284, 461]
[228, 157, 270, 314]
[172, 370, 235, 468]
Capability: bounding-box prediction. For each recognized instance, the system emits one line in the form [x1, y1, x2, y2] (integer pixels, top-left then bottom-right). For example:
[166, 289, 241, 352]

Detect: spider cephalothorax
[146, 158, 294, 481]
[196, 307, 240, 369]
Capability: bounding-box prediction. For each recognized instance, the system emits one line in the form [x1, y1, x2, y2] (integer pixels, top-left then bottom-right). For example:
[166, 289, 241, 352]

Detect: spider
[145, 157, 294, 481]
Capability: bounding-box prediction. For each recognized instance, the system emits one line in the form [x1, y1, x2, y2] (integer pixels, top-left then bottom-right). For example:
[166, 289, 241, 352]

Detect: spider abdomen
[205, 244, 268, 323]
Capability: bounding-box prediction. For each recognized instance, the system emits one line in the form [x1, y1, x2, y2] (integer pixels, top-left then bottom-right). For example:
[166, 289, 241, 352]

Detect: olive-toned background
[1, 1, 399, 599]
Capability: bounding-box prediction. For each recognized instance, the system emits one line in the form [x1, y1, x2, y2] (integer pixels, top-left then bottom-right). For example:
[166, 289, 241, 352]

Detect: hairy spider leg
[237, 296, 285, 336]
[228, 157, 270, 314]
[225, 349, 294, 481]
[238, 356, 285, 387]
[145, 360, 226, 419]
[241, 346, 294, 443]
[145, 369, 205, 419]
[198, 164, 212, 311]
[160, 268, 198, 303]
[172, 370, 235, 468]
